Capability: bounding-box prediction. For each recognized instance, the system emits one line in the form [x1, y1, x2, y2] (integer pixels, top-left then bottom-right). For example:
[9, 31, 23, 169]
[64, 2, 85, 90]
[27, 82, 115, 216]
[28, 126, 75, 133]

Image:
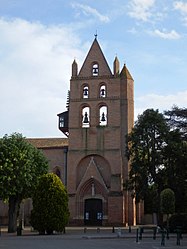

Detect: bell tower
[59, 37, 136, 226]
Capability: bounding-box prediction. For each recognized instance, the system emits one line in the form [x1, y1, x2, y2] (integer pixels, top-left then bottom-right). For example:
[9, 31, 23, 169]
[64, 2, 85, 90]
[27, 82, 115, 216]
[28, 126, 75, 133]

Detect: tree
[0, 133, 48, 232]
[164, 106, 187, 140]
[30, 173, 69, 234]
[164, 106, 187, 213]
[126, 107, 187, 220]
[160, 188, 175, 229]
[163, 130, 187, 213]
[125, 109, 169, 205]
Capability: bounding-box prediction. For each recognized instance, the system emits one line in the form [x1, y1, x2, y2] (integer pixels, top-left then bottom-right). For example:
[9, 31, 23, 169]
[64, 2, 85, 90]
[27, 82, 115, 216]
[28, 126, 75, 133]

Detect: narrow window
[59, 116, 64, 128]
[100, 85, 106, 98]
[83, 85, 89, 98]
[99, 106, 107, 126]
[82, 107, 90, 128]
[92, 63, 99, 76]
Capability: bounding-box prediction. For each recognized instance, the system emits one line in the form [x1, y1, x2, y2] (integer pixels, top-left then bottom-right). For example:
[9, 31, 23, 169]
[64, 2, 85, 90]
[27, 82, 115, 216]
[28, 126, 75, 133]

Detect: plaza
[0, 227, 187, 249]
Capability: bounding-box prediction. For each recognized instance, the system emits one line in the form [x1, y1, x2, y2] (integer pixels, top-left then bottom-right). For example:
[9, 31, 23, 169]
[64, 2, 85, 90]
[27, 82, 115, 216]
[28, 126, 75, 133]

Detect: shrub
[169, 214, 187, 233]
[30, 173, 69, 234]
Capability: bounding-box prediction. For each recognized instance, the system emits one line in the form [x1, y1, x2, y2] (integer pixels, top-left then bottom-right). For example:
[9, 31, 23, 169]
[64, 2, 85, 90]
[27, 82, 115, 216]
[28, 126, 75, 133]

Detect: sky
[0, 0, 187, 138]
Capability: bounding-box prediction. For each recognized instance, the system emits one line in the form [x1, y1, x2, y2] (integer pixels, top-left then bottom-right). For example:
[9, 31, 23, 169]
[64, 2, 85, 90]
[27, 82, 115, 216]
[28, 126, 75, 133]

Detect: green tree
[164, 106, 187, 213]
[160, 188, 175, 228]
[0, 133, 48, 232]
[125, 109, 169, 205]
[163, 130, 187, 213]
[164, 106, 187, 140]
[30, 173, 69, 234]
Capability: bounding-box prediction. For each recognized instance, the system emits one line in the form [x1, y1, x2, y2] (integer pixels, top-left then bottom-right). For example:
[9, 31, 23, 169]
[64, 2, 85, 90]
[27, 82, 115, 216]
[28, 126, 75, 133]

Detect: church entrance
[84, 198, 103, 226]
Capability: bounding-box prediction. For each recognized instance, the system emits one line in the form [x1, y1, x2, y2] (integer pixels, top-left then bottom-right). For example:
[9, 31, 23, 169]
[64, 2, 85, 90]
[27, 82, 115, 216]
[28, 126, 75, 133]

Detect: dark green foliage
[125, 109, 169, 204]
[169, 214, 187, 233]
[164, 106, 187, 140]
[0, 133, 48, 232]
[126, 107, 187, 215]
[31, 173, 69, 234]
[160, 188, 175, 215]
[144, 184, 159, 214]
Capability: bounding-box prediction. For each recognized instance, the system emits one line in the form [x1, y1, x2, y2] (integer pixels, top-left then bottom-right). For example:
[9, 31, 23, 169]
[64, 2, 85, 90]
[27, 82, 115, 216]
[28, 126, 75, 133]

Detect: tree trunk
[8, 196, 21, 233]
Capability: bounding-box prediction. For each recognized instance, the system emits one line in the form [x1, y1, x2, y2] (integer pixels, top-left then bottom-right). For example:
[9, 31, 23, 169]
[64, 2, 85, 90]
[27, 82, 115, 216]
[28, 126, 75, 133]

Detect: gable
[78, 38, 112, 77]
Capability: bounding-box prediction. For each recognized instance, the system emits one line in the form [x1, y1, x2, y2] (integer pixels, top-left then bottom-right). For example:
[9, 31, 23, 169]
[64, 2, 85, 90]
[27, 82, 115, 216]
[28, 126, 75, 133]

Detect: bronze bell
[83, 88, 88, 96]
[101, 112, 106, 122]
[83, 112, 89, 123]
[100, 89, 105, 97]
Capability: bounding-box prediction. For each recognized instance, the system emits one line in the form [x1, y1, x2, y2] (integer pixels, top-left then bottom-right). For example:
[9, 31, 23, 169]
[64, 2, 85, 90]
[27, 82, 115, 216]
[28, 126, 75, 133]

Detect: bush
[169, 214, 187, 233]
[30, 173, 69, 234]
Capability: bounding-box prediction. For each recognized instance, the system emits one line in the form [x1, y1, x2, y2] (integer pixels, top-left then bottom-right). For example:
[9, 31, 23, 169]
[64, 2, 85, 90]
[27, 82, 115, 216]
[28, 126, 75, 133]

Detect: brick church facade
[0, 38, 144, 226]
[58, 37, 141, 226]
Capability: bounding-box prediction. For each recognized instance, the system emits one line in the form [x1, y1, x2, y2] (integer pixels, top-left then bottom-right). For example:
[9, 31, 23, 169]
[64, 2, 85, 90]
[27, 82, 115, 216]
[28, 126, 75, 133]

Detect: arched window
[99, 106, 107, 126]
[92, 63, 99, 76]
[54, 168, 61, 178]
[83, 85, 89, 98]
[100, 85, 106, 98]
[82, 106, 90, 128]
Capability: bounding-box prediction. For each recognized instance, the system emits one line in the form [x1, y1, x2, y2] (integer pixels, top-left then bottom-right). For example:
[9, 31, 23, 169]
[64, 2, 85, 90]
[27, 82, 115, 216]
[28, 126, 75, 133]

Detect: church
[57, 37, 143, 226]
[0, 37, 144, 226]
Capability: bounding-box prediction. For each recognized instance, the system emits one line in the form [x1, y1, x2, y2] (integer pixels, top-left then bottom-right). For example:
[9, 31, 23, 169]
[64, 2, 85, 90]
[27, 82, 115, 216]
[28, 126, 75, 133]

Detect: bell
[101, 112, 106, 122]
[83, 112, 89, 123]
[100, 89, 105, 97]
[93, 68, 98, 75]
[83, 88, 88, 96]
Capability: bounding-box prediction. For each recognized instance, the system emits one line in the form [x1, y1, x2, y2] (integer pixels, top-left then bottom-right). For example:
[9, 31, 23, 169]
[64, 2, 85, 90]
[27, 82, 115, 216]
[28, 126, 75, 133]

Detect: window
[83, 85, 89, 98]
[59, 116, 64, 128]
[92, 63, 99, 76]
[82, 106, 90, 128]
[99, 106, 107, 126]
[100, 85, 106, 98]
[56, 169, 61, 178]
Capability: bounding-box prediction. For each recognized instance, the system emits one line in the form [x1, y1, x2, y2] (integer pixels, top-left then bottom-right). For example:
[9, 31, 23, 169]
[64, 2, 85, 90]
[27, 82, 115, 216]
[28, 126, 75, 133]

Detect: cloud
[0, 17, 85, 137]
[135, 91, 187, 119]
[128, 0, 155, 21]
[71, 3, 110, 23]
[173, 1, 187, 25]
[149, 29, 181, 39]
[174, 1, 187, 13]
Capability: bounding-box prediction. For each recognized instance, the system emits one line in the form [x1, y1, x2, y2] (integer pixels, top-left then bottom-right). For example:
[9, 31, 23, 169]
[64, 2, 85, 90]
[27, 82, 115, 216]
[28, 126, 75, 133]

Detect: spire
[120, 64, 133, 80]
[72, 59, 78, 77]
[113, 56, 120, 75]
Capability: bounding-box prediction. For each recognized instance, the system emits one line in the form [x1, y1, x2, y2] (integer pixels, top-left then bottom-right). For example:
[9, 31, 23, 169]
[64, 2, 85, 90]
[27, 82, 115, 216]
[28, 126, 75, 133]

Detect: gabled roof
[77, 156, 108, 192]
[27, 138, 68, 149]
[78, 38, 112, 77]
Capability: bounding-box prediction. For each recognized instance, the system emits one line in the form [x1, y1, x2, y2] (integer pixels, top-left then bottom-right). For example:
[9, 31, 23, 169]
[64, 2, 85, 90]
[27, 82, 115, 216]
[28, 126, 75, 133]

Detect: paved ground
[0, 227, 187, 249]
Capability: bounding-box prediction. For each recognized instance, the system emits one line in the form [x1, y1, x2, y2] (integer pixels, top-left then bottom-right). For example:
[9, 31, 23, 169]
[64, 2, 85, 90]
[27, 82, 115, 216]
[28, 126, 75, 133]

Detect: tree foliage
[160, 188, 175, 215]
[164, 105, 187, 140]
[30, 173, 69, 234]
[126, 107, 187, 215]
[0, 133, 48, 232]
[126, 109, 169, 203]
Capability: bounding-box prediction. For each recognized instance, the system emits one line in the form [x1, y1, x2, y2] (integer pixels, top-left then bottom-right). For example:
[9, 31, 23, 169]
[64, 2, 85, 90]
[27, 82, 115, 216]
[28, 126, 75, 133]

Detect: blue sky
[0, 0, 187, 137]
